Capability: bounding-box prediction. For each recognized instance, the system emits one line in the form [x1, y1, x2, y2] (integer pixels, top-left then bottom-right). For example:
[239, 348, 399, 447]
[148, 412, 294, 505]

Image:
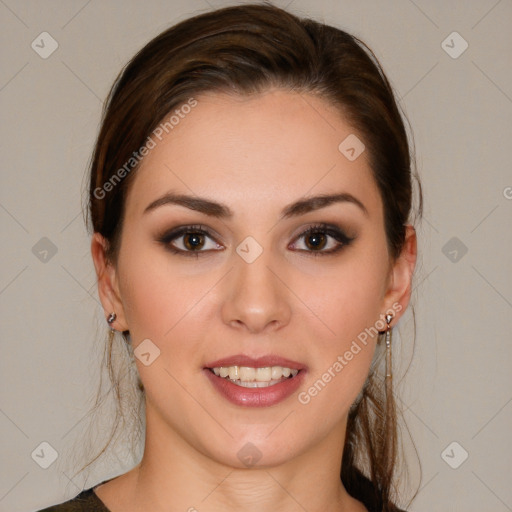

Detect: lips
[204, 354, 306, 407]
[205, 354, 305, 370]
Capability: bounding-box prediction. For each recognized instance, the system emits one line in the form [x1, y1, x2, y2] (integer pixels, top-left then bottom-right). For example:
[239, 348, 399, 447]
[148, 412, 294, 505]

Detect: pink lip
[204, 368, 305, 407]
[204, 354, 305, 370]
[203, 354, 307, 408]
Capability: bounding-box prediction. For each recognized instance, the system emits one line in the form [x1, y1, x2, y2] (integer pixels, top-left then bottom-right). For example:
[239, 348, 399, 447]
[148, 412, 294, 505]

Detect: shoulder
[35, 487, 110, 512]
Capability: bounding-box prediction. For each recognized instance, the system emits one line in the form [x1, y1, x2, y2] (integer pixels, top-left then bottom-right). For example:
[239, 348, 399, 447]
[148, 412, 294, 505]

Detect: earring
[384, 313, 393, 379]
[107, 312, 116, 330]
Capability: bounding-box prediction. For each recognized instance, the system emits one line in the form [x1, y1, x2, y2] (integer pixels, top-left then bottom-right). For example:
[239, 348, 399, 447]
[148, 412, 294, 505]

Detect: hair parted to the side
[78, 3, 422, 510]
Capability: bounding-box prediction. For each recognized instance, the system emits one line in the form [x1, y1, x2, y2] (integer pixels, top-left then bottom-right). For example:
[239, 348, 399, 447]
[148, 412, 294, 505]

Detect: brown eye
[158, 225, 223, 256]
[289, 223, 355, 256]
[183, 233, 206, 250]
[305, 232, 327, 250]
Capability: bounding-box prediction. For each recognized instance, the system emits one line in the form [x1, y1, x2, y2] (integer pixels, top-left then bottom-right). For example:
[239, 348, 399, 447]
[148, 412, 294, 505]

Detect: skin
[91, 88, 416, 512]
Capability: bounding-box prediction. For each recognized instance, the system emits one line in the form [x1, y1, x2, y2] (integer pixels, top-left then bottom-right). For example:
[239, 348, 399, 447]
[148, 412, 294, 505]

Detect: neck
[114, 403, 366, 512]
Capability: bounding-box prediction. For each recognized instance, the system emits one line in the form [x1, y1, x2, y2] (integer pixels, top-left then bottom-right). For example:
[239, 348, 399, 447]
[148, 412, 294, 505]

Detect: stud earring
[384, 313, 393, 379]
[107, 312, 116, 329]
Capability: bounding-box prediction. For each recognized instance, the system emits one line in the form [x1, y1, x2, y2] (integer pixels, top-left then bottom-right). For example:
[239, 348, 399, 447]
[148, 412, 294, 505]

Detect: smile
[210, 365, 300, 388]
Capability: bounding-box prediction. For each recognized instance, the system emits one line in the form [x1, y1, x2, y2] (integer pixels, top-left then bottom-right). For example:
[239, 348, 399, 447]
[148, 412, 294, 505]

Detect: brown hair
[83, 3, 421, 510]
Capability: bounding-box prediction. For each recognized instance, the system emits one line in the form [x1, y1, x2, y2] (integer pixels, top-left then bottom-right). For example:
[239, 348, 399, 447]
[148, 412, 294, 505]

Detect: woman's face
[96, 89, 414, 469]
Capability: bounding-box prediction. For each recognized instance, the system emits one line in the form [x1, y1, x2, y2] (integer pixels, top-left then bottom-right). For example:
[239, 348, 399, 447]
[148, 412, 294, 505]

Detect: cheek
[296, 281, 383, 421]
[117, 240, 215, 342]
[297, 251, 389, 344]
[293, 248, 389, 411]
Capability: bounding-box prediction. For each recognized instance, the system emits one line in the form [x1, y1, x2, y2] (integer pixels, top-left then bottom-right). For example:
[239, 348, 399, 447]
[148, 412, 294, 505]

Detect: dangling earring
[384, 313, 393, 379]
[107, 312, 116, 331]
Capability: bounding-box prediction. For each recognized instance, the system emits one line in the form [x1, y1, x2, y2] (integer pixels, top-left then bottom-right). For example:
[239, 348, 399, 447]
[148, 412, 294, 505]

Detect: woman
[39, 3, 420, 511]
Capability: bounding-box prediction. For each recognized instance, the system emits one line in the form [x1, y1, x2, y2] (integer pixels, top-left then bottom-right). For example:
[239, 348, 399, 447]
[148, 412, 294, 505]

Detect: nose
[220, 253, 292, 334]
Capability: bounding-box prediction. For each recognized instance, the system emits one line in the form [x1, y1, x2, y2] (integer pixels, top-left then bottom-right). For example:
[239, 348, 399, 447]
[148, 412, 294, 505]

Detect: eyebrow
[143, 191, 368, 218]
[281, 193, 368, 218]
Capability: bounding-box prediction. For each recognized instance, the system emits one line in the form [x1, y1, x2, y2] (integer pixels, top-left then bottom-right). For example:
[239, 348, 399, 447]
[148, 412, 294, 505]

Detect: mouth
[209, 365, 300, 388]
[204, 355, 306, 407]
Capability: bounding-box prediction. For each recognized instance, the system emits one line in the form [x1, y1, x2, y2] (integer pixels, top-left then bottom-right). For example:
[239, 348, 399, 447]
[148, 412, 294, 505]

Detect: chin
[199, 429, 305, 470]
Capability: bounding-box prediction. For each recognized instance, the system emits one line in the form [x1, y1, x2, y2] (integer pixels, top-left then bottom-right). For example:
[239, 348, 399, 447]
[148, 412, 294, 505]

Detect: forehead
[125, 89, 381, 218]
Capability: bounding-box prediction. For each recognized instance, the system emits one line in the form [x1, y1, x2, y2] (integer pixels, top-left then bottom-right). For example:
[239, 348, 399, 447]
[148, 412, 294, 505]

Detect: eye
[158, 225, 223, 256]
[289, 223, 354, 256]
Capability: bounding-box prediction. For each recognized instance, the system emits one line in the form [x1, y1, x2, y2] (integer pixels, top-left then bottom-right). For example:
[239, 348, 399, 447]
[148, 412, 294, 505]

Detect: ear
[382, 225, 417, 325]
[91, 233, 128, 331]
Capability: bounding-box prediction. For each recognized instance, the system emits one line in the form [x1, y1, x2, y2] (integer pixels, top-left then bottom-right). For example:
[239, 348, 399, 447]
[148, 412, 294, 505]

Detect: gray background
[1, 1, 511, 511]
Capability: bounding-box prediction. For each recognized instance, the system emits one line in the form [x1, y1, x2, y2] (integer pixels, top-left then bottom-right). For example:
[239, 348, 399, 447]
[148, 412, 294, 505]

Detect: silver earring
[107, 312, 116, 328]
[385, 313, 393, 379]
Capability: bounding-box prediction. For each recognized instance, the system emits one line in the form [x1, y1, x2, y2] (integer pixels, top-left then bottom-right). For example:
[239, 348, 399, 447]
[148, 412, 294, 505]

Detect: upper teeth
[212, 366, 299, 382]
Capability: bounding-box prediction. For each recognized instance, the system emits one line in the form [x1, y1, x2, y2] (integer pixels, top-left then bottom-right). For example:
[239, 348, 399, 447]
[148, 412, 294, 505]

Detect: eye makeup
[156, 222, 356, 258]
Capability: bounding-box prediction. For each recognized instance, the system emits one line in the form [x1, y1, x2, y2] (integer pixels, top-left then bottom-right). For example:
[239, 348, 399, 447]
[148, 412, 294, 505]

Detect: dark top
[36, 479, 406, 511]
[36, 486, 109, 511]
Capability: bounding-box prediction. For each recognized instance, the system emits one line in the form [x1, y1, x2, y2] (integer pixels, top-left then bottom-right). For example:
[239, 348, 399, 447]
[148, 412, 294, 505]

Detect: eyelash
[157, 223, 355, 258]
[292, 223, 355, 256]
